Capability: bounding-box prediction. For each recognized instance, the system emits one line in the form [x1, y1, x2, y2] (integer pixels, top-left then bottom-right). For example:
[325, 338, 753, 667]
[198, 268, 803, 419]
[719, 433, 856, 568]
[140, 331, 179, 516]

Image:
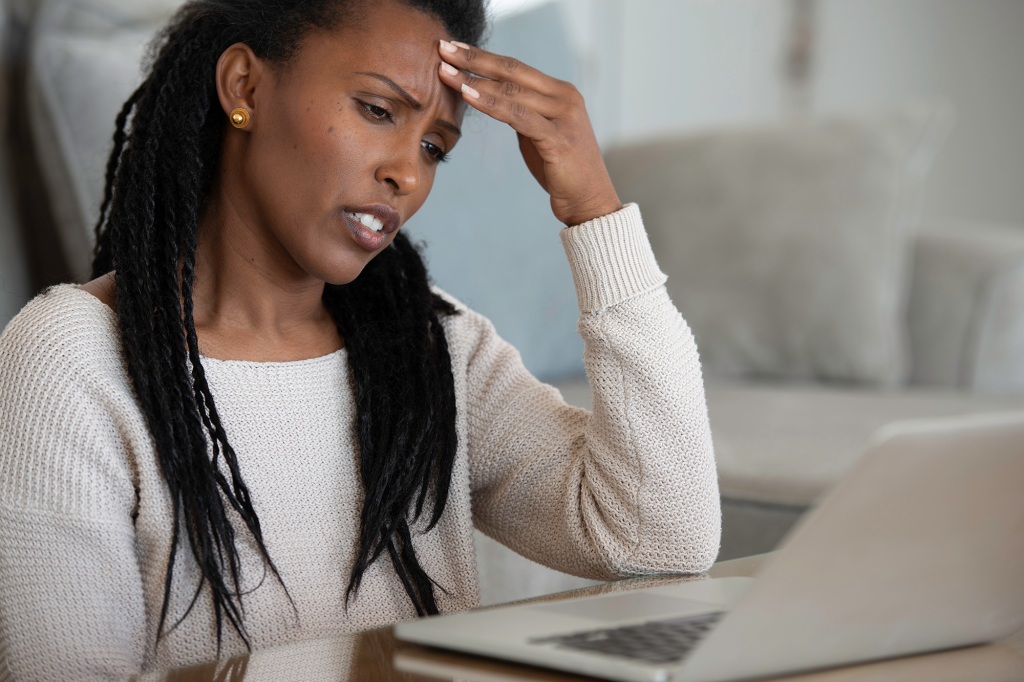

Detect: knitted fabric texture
[0, 204, 720, 680]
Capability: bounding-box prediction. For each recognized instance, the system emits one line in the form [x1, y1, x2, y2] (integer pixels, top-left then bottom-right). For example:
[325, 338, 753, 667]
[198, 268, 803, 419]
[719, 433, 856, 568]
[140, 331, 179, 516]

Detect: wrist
[559, 193, 624, 227]
[560, 203, 664, 311]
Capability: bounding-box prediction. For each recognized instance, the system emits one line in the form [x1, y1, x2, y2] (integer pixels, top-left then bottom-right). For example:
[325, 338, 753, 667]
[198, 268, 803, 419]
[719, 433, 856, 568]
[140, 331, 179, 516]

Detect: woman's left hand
[438, 40, 622, 227]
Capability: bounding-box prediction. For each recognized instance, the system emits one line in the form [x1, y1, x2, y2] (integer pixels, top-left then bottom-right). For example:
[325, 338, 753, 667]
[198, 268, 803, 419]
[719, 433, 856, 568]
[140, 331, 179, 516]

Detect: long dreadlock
[91, 0, 487, 648]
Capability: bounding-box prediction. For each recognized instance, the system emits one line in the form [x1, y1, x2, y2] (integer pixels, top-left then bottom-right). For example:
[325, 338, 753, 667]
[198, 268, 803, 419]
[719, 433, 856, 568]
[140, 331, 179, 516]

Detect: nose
[374, 143, 420, 196]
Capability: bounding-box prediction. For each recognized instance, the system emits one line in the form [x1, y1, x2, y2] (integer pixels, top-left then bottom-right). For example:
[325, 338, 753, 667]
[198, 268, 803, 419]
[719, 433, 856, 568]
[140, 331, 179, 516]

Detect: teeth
[347, 212, 384, 233]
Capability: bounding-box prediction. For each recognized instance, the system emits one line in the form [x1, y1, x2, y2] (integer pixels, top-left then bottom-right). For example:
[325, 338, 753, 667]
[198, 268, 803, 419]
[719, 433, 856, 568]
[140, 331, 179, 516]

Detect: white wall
[537, 0, 1024, 227]
[616, 0, 789, 137]
[553, 0, 791, 141]
[813, 0, 1024, 225]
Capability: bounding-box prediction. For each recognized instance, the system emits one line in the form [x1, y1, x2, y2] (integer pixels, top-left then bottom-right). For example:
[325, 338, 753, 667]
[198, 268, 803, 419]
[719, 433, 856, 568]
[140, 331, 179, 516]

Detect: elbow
[685, 526, 722, 574]
[674, 503, 723, 574]
[657, 465, 723, 574]
[613, 498, 723, 577]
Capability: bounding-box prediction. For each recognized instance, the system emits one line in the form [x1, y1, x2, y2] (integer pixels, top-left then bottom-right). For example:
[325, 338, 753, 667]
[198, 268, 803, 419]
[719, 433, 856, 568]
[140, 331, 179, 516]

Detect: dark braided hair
[91, 0, 487, 649]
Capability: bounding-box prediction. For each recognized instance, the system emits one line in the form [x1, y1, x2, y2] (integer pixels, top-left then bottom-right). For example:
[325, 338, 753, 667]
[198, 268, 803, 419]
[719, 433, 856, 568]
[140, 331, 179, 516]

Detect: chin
[313, 251, 382, 287]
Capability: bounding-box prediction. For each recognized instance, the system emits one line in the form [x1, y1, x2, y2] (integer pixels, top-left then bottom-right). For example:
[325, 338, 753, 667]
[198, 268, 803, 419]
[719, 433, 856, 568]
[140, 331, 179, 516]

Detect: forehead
[288, 2, 462, 108]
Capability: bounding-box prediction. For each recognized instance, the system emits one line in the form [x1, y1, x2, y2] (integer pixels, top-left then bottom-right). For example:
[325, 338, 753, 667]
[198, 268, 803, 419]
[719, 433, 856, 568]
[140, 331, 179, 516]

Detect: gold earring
[230, 108, 250, 129]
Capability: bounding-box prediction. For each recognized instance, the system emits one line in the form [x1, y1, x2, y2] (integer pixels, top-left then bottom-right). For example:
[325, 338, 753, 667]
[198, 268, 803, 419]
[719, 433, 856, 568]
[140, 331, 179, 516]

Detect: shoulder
[432, 287, 502, 350]
[0, 280, 136, 477]
[1, 283, 123, 380]
[1, 285, 140, 513]
[431, 287, 536, 395]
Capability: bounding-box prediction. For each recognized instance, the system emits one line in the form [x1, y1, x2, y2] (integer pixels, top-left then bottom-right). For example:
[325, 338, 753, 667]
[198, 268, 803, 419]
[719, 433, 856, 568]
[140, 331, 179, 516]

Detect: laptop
[395, 412, 1024, 682]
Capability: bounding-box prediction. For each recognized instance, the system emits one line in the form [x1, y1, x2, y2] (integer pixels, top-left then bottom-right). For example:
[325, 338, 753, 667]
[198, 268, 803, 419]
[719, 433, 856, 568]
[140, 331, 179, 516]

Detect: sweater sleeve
[464, 204, 721, 580]
[0, 294, 147, 682]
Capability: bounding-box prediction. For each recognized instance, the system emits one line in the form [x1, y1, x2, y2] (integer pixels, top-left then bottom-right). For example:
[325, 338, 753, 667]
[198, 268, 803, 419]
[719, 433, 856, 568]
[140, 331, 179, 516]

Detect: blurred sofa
[3, 0, 1023, 610]
[0, 1, 32, 328]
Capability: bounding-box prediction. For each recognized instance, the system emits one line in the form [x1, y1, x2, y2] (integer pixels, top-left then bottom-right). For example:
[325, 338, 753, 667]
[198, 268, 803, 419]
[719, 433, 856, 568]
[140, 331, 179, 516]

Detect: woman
[0, 0, 720, 678]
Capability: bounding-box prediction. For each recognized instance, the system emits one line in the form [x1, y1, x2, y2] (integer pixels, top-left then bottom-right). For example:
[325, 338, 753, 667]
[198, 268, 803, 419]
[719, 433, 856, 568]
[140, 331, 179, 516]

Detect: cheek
[253, 111, 354, 214]
[248, 115, 311, 201]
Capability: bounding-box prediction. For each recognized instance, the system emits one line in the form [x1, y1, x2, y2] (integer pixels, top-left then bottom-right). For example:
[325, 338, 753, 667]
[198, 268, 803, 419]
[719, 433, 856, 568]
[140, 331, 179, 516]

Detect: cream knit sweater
[0, 204, 720, 680]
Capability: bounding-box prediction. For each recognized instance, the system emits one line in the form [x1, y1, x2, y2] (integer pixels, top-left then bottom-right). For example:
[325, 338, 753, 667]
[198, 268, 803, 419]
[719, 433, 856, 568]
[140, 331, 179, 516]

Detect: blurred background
[524, 0, 1024, 225]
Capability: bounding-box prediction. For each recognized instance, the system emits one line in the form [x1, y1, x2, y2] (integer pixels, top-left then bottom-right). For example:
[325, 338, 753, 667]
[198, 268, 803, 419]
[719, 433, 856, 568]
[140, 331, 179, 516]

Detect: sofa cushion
[33, 0, 184, 32]
[0, 5, 33, 330]
[605, 104, 951, 386]
[908, 221, 1024, 394]
[27, 0, 184, 278]
[703, 381, 1023, 507]
[972, 264, 1024, 394]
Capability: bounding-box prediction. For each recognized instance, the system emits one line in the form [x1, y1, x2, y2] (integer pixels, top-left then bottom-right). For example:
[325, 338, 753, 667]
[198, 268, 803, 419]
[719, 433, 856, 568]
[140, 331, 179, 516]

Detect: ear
[215, 42, 265, 130]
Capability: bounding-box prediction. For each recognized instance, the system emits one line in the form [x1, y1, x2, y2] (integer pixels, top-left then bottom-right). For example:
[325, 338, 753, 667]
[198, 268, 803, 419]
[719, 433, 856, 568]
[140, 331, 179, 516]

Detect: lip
[342, 203, 401, 251]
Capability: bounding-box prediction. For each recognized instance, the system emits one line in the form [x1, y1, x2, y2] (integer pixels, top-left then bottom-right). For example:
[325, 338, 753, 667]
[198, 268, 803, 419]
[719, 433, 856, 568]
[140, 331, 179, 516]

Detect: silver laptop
[395, 412, 1024, 682]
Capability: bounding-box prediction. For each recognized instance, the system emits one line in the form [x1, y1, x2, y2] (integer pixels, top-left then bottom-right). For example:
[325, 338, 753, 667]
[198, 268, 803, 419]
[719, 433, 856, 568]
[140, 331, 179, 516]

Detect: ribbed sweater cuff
[560, 203, 667, 313]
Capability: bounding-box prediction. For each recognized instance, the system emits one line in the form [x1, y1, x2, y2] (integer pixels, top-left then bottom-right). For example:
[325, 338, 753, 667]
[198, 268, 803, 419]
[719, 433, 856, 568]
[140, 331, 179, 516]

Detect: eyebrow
[356, 71, 462, 138]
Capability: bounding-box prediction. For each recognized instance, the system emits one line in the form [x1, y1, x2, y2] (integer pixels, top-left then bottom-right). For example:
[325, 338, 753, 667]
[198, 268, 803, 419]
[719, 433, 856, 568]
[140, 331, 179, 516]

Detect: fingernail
[439, 39, 458, 54]
[461, 83, 480, 99]
[451, 41, 472, 50]
[440, 62, 458, 76]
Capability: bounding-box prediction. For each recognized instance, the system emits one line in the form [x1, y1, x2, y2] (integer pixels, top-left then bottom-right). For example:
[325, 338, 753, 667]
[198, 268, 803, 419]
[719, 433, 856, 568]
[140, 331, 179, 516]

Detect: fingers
[437, 40, 620, 226]
[439, 71, 551, 137]
[439, 39, 562, 98]
[437, 62, 554, 142]
[437, 40, 583, 138]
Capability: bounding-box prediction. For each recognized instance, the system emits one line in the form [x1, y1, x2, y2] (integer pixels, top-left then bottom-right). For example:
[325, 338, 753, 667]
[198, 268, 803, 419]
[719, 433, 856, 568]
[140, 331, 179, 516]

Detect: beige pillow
[605, 103, 952, 385]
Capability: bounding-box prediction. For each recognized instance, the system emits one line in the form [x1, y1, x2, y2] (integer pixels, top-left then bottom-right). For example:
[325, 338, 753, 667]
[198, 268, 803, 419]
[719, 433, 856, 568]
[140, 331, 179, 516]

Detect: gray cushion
[704, 381, 1023, 507]
[0, 162, 31, 332]
[0, 5, 33, 330]
[33, 0, 183, 32]
[27, 0, 183, 278]
[908, 221, 1024, 394]
[973, 265, 1024, 393]
[605, 104, 952, 386]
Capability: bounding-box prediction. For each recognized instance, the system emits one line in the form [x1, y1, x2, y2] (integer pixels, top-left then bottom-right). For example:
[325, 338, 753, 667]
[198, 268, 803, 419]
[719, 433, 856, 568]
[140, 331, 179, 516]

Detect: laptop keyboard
[528, 611, 724, 665]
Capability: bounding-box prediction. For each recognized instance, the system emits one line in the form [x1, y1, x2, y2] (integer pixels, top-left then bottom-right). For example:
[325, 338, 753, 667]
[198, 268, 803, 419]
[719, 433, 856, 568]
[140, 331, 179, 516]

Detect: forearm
[469, 205, 721, 578]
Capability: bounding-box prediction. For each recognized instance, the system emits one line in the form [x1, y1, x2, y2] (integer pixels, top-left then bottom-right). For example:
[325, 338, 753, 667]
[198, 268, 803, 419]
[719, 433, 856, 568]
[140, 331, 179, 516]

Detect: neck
[190, 189, 342, 362]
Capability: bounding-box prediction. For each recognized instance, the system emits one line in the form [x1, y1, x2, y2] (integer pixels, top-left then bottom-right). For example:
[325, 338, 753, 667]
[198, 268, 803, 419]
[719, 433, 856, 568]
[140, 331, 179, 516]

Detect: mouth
[342, 204, 401, 251]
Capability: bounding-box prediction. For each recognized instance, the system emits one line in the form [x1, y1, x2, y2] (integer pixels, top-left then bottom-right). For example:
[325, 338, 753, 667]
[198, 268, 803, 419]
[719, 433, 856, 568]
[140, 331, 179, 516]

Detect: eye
[421, 140, 450, 164]
[359, 101, 393, 122]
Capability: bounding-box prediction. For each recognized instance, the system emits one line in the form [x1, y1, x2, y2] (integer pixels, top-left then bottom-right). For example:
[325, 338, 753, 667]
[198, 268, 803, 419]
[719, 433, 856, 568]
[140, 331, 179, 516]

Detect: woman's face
[227, 1, 465, 285]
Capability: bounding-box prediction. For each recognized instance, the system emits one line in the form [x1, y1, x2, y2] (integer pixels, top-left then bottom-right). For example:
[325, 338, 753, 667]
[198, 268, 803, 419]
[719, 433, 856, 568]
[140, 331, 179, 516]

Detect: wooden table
[144, 554, 1024, 681]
